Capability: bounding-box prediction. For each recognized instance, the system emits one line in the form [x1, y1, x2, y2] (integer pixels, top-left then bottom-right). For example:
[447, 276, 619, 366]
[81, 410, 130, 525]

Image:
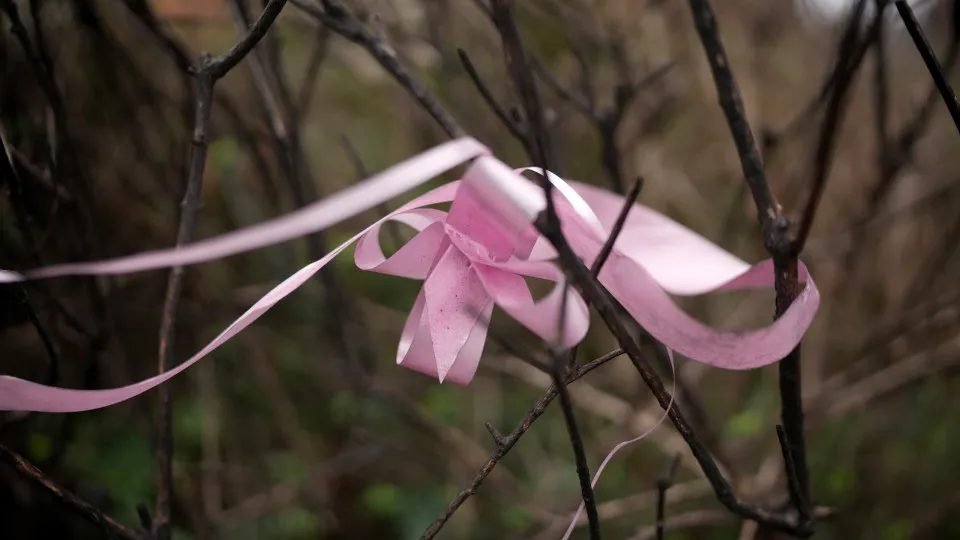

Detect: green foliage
[362, 482, 403, 517]
[261, 506, 325, 539]
[65, 415, 154, 524]
[26, 432, 53, 462]
[881, 519, 913, 540]
[421, 385, 463, 426]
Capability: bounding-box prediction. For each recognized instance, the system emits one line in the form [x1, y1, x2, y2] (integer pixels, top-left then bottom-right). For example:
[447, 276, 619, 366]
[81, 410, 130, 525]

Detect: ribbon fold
[0, 137, 818, 413]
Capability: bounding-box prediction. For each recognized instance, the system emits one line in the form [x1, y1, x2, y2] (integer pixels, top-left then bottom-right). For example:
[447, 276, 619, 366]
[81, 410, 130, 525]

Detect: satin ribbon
[0, 137, 818, 413]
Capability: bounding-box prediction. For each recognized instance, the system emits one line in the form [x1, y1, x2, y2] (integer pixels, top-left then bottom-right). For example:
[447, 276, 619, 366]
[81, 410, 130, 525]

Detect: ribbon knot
[354, 156, 588, 384]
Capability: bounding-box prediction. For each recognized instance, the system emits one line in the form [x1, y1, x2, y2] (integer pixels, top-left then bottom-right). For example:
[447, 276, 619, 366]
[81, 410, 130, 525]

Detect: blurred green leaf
[501, 505, 532, 531]
[210, 137, 240, 174]
[66, 416, 153, 523]
[266, 451, 309, 483]
[263, 505, 324, 539]
[421, 386, 462, 426]
[726, 408, 763, 439]
[825, 467, 856, 499]
[881, 519, 912, 540]
[362, 483, 403, 517]
[329, 391, 359, 424]
[27, 433, 52, 462]
[174, 399, 204, 457]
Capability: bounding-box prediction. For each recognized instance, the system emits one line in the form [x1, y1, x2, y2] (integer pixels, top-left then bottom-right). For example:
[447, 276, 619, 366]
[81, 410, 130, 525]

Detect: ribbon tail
[560, 349, 676, 540]
[0, 138, 486, 283]
[0, 232, 368, 413]
[599, 251, 820, 370]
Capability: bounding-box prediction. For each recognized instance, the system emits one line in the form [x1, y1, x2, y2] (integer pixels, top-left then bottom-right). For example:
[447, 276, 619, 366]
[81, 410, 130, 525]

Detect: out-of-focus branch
[794, 0, 872, 251]
[154, 2, 288, 539]
[228, 0, 374, 385]
[655, 454, 682, 540]
[290, 0, 464, 137]
[0, 444, 141, 540]
[895, 0, 960, 134]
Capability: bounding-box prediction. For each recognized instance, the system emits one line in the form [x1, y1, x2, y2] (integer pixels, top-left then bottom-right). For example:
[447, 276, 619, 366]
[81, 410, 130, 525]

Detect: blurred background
[1, 0, 959, 538]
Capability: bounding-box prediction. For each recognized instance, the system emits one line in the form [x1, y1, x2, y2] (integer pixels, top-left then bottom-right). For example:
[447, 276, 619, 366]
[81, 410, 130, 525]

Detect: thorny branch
[153, 1, 288, 539]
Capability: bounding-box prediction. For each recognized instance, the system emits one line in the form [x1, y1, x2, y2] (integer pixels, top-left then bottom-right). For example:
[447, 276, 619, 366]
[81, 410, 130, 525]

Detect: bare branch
[0, 444, 141, 540]
[154, 2, 288, 538]
[895, 0, 960, 134]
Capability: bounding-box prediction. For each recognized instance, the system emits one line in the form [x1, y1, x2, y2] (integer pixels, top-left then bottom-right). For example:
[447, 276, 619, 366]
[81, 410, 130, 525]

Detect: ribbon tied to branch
[0, 137, 818, 413]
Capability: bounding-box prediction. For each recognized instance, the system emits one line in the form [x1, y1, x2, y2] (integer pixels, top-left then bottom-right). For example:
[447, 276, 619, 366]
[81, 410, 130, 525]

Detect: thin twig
[290, 0, 464, 137]
[154, 2, 288, 539]
[549, 281, 602, 540]
[776, 425, 810, 524]
[685, 0, 813, 527]
[536, 214, 812, 536]
[629, 510, 732, 540]
[794, 0, 871, 252]
[0, 444, 141, 540]
[491, 0, 557, 176]
[229, 0, 373, 385]
[457, 48, 533, 155]
[339, 134, 403, 248]
[873, 0, 892, 183]
[895, 0, 960, 134]
[591, 176, 643, 277]
[420, 349, 625, 539]
[489, 2, 599, 536]
[685, 0, 783, 253]
[20, 287, 60, 385]
[296, 27, 331, 115]
[655, 454, 682, 540]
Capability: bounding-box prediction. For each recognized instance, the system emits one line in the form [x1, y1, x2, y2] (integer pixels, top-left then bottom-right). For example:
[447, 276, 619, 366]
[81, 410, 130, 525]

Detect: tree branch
[154, 2, 288, 539]
[0, 444, 141, 540]
[895, 0, 960, 135]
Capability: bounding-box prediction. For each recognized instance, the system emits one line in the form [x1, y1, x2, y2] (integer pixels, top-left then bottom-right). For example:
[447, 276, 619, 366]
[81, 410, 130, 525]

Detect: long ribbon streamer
[0, 137, 818, 415]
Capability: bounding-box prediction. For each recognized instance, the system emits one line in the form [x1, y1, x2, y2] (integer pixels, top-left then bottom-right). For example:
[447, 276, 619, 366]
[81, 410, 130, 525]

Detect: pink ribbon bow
[0, 137, 818, 413]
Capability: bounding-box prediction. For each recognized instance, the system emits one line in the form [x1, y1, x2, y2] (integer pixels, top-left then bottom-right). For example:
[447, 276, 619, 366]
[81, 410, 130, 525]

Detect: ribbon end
[0, 270, 25, 283]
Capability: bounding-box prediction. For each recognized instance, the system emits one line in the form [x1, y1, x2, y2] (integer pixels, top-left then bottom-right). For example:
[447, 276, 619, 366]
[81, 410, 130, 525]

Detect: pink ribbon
[0, 137, 818, 413]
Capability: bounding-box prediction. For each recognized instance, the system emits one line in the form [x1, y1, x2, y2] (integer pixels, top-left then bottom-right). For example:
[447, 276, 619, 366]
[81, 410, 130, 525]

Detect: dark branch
[777, 425, 811, 525]
[895, 0, 960, 135]
[421, 349, 624, 539]
[489, 2, 598, 536]
[655, 454, 682, 540]
[0, 444, 141, 540]
[491, 0, 558, 176]
[457, 48, 533, 155]
[154, 2, 288, 538]
[685, 0, 783, 254]
[290, 0, 464, 138]
[591, 177, 643, 277]
[794, 0, 872, 252]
